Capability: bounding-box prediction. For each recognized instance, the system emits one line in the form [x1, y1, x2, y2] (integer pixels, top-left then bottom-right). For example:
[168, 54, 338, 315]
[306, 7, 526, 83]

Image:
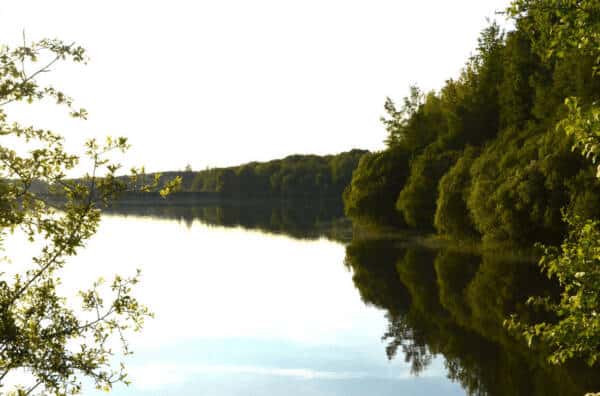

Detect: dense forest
[343, 20, 600, 245]
[33, 149, 367, 203]
[133, 149, 367, 199]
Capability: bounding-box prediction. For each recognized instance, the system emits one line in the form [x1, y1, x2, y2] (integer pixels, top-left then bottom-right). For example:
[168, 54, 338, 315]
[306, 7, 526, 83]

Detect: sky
[0, 0, 513, 173]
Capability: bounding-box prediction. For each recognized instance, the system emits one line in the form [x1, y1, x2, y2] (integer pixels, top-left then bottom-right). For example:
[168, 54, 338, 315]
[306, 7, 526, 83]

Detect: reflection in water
[56, 200, 599, 395]
[345, 238, 600, 396]
[105, 198, 351, 242]
[65, 204, 461, 396]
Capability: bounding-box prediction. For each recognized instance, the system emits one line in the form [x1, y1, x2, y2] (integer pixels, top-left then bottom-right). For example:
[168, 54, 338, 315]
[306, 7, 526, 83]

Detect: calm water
[11, 201, 600, 395]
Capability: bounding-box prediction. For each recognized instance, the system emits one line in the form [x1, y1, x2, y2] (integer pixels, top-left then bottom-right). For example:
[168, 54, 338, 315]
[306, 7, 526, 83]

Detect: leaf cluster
[0, 39, 161, 395]
[505, 217, 600, 366]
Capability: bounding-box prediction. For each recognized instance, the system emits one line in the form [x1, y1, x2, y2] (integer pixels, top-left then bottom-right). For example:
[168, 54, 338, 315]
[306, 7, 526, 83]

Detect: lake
[12, 201, 599, 395]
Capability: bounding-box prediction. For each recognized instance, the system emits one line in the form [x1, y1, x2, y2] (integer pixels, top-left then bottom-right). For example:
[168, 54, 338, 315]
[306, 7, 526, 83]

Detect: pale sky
[0, 0, 512, 173]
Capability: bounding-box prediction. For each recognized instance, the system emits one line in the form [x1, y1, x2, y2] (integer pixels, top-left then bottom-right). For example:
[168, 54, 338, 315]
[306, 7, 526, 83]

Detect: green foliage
[506, 0, 600, 75]
[466, 124, 591, 243]
[343, 0, 600, 389]
[558, 97, 600, 178]
[343, 147, 410, 226]
[498, 29, 538, 129]
[344, 9, 599, 244]
[0, 39, 163, 395]
[434, 147, 480, 237]
[188, 150, 367, 199]
[502, 0, 600, 381]
[396, 143, 459, 229]
[506, 217, 600, 366]
[383, 87, 449, 152]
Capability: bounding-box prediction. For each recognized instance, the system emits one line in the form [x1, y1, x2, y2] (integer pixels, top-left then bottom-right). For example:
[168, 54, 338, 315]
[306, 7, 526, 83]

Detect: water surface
[78, 202, 462, 395]
[12, 201, 599, 395]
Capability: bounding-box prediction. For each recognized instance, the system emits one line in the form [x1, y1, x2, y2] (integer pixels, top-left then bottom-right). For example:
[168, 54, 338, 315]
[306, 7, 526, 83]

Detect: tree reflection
[345, 237, 600, 396]
[104, 198, 350, 241]
[344, 239, 434, 375]
[383, 313, 433, 375]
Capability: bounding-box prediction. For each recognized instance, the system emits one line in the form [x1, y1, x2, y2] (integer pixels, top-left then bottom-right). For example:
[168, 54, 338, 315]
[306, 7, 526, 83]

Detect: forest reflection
[345, 238, 600, 396]
[104, 201, 600, 395]
[104, 199, 351, 242]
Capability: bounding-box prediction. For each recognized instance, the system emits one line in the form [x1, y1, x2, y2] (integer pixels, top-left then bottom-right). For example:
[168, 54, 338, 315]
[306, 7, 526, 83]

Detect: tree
[507, 0, 599, 74]
[506, 216, 600, 367]
[382, 85, 424, 148]
[434, 146, 480, 238]
[559, 97, 600, 179]
[503, 0, 600, 384]
[507, 0, 600, 176]
[343, 146, 410, 226]
[0, 38, 178, 394]
[396, 143, 459, 229]
[504, 100, 600, 378]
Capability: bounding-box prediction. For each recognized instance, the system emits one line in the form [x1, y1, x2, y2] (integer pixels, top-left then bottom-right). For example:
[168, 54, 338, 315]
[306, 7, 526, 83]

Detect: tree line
[155, 149, 368, 199]
[343, 19, 600, 245]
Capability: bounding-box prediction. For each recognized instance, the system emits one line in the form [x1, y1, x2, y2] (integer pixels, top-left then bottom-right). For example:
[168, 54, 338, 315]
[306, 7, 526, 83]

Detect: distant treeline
[343, 21, 600, 244]
[28, 149, 368, 201]
[156, 149, 368, 199]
